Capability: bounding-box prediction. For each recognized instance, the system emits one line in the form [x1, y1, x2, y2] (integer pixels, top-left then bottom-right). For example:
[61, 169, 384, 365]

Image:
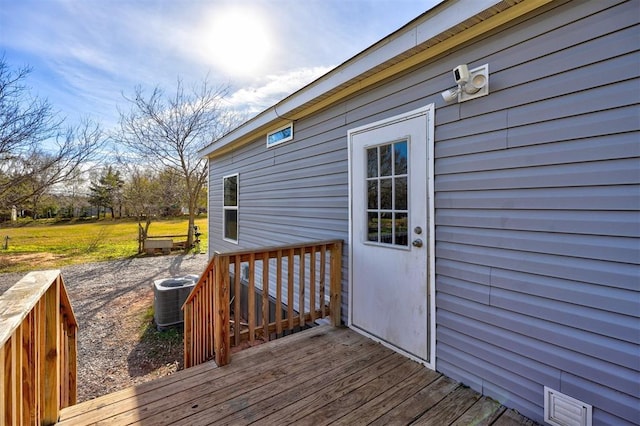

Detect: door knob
[412, 239, 423, 248]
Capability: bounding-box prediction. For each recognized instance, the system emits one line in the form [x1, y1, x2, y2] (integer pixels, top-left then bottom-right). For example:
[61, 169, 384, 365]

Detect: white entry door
[348, 105, 435, 367]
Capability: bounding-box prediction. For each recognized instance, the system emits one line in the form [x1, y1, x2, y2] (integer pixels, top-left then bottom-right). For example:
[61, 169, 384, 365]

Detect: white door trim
[347, 104, 436, 370]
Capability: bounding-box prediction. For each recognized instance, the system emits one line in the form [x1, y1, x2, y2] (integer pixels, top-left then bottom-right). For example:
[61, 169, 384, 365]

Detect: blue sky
[0, 0, 441, 132]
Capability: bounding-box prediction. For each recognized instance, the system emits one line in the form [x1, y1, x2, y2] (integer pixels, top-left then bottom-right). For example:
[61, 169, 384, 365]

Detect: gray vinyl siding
[210, 122, 349, 248]
[208, 104, 351, 315]
[208, 0, 639, 424]
[433, 0, 639, 424]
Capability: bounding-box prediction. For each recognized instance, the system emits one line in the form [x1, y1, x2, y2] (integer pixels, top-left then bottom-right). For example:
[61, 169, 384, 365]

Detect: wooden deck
[57, 326, 537, 425]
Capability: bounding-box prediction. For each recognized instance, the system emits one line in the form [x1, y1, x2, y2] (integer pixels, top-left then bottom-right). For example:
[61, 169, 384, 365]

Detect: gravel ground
[0, 253, 209, 402]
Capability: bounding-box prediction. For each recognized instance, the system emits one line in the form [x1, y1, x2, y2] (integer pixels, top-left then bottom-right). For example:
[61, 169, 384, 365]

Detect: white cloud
[1, 0, 440, 132]
[226, 66, 333, 116]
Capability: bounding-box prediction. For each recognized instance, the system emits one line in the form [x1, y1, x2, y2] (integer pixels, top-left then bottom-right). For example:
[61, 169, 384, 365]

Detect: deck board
[181, 337, 392, 425]
[57, 326, 538, 425]
[451, 396, 507, 426]
[334, 366, 441, 424]
[281, 357, 422, 425]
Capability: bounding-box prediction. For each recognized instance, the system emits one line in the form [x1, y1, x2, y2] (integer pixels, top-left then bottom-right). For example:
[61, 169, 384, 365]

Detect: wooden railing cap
[0, 269, 77, 347]
[214, 239, 343, 258]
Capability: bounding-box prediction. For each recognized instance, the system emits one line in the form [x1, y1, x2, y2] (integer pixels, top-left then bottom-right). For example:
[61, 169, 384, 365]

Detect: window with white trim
[266, 123, 293, 148]
[223, 174, 238, 243]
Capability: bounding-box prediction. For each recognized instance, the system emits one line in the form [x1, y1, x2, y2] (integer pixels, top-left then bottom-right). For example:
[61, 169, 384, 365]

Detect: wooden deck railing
[183, 239, 342, 368]
[0, 270, 78, 426]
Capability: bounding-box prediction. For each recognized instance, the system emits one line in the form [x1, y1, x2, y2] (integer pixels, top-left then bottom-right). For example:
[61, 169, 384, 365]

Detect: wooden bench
[144, 238, 173, 255]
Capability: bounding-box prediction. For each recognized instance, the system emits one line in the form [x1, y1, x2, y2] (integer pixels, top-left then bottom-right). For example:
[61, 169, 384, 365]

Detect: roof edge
[201, 0, 549, 158]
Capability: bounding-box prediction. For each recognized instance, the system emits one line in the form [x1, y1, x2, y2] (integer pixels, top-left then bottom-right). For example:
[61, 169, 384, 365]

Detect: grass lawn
[0, 216, 208, 272]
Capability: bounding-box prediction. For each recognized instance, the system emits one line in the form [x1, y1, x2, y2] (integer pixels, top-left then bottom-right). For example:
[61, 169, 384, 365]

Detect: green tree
[88, 166, 124, 218]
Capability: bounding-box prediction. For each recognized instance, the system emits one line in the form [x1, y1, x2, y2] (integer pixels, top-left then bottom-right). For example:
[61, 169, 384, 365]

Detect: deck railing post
[67, 324, 77, 405]
[213, 255, 231, 366]
[22, 311, 35, 424]
[0, 341, 5, 424]
[183, 303, 193, 368]
[43, 279, 61, 424]
[329, 241, 343, 327]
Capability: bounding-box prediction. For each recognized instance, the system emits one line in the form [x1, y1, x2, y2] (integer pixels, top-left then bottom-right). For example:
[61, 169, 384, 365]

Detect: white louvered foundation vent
[544, 387, 592, 426]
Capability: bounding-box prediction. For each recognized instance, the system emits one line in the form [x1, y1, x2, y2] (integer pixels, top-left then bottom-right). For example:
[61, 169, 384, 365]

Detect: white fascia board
[200, 0, 502, 158]
[416, 0, 502, 44]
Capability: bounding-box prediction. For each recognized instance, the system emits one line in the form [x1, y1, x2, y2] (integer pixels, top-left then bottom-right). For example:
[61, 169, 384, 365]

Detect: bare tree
[60, 169, 87, 218]
[0, 57, 106, 210]
[0, 58, 59, 162]
[1, 120, 105, 208]
[123, 166, 161, 252]
[117, 78, 240, 248]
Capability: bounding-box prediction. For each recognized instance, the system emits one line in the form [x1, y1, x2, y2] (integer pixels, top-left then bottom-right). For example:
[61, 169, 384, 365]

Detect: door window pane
[380, 178, 392, 210]
[367, 181, 378, 209]
[364, 140, 409, 248]
[394, 141, 407, 174]
[379, 145, 392, 176]
[367, 148, 378, 178]
[367, 212, 378, 242]
[380, 212, 393, 244]
[395, 213, 408, 246]
[395, 177, 407, 210]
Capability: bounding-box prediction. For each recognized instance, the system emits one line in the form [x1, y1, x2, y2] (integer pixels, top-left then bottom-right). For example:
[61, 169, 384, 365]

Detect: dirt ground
[0, 254, 209, 402]
[0, 252, 65, 271]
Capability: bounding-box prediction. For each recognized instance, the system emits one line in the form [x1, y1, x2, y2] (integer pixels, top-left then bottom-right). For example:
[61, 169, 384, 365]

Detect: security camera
[441, 87, 459, 103]
[453, 64, 470, 85]
[442, 63, 490, 103]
